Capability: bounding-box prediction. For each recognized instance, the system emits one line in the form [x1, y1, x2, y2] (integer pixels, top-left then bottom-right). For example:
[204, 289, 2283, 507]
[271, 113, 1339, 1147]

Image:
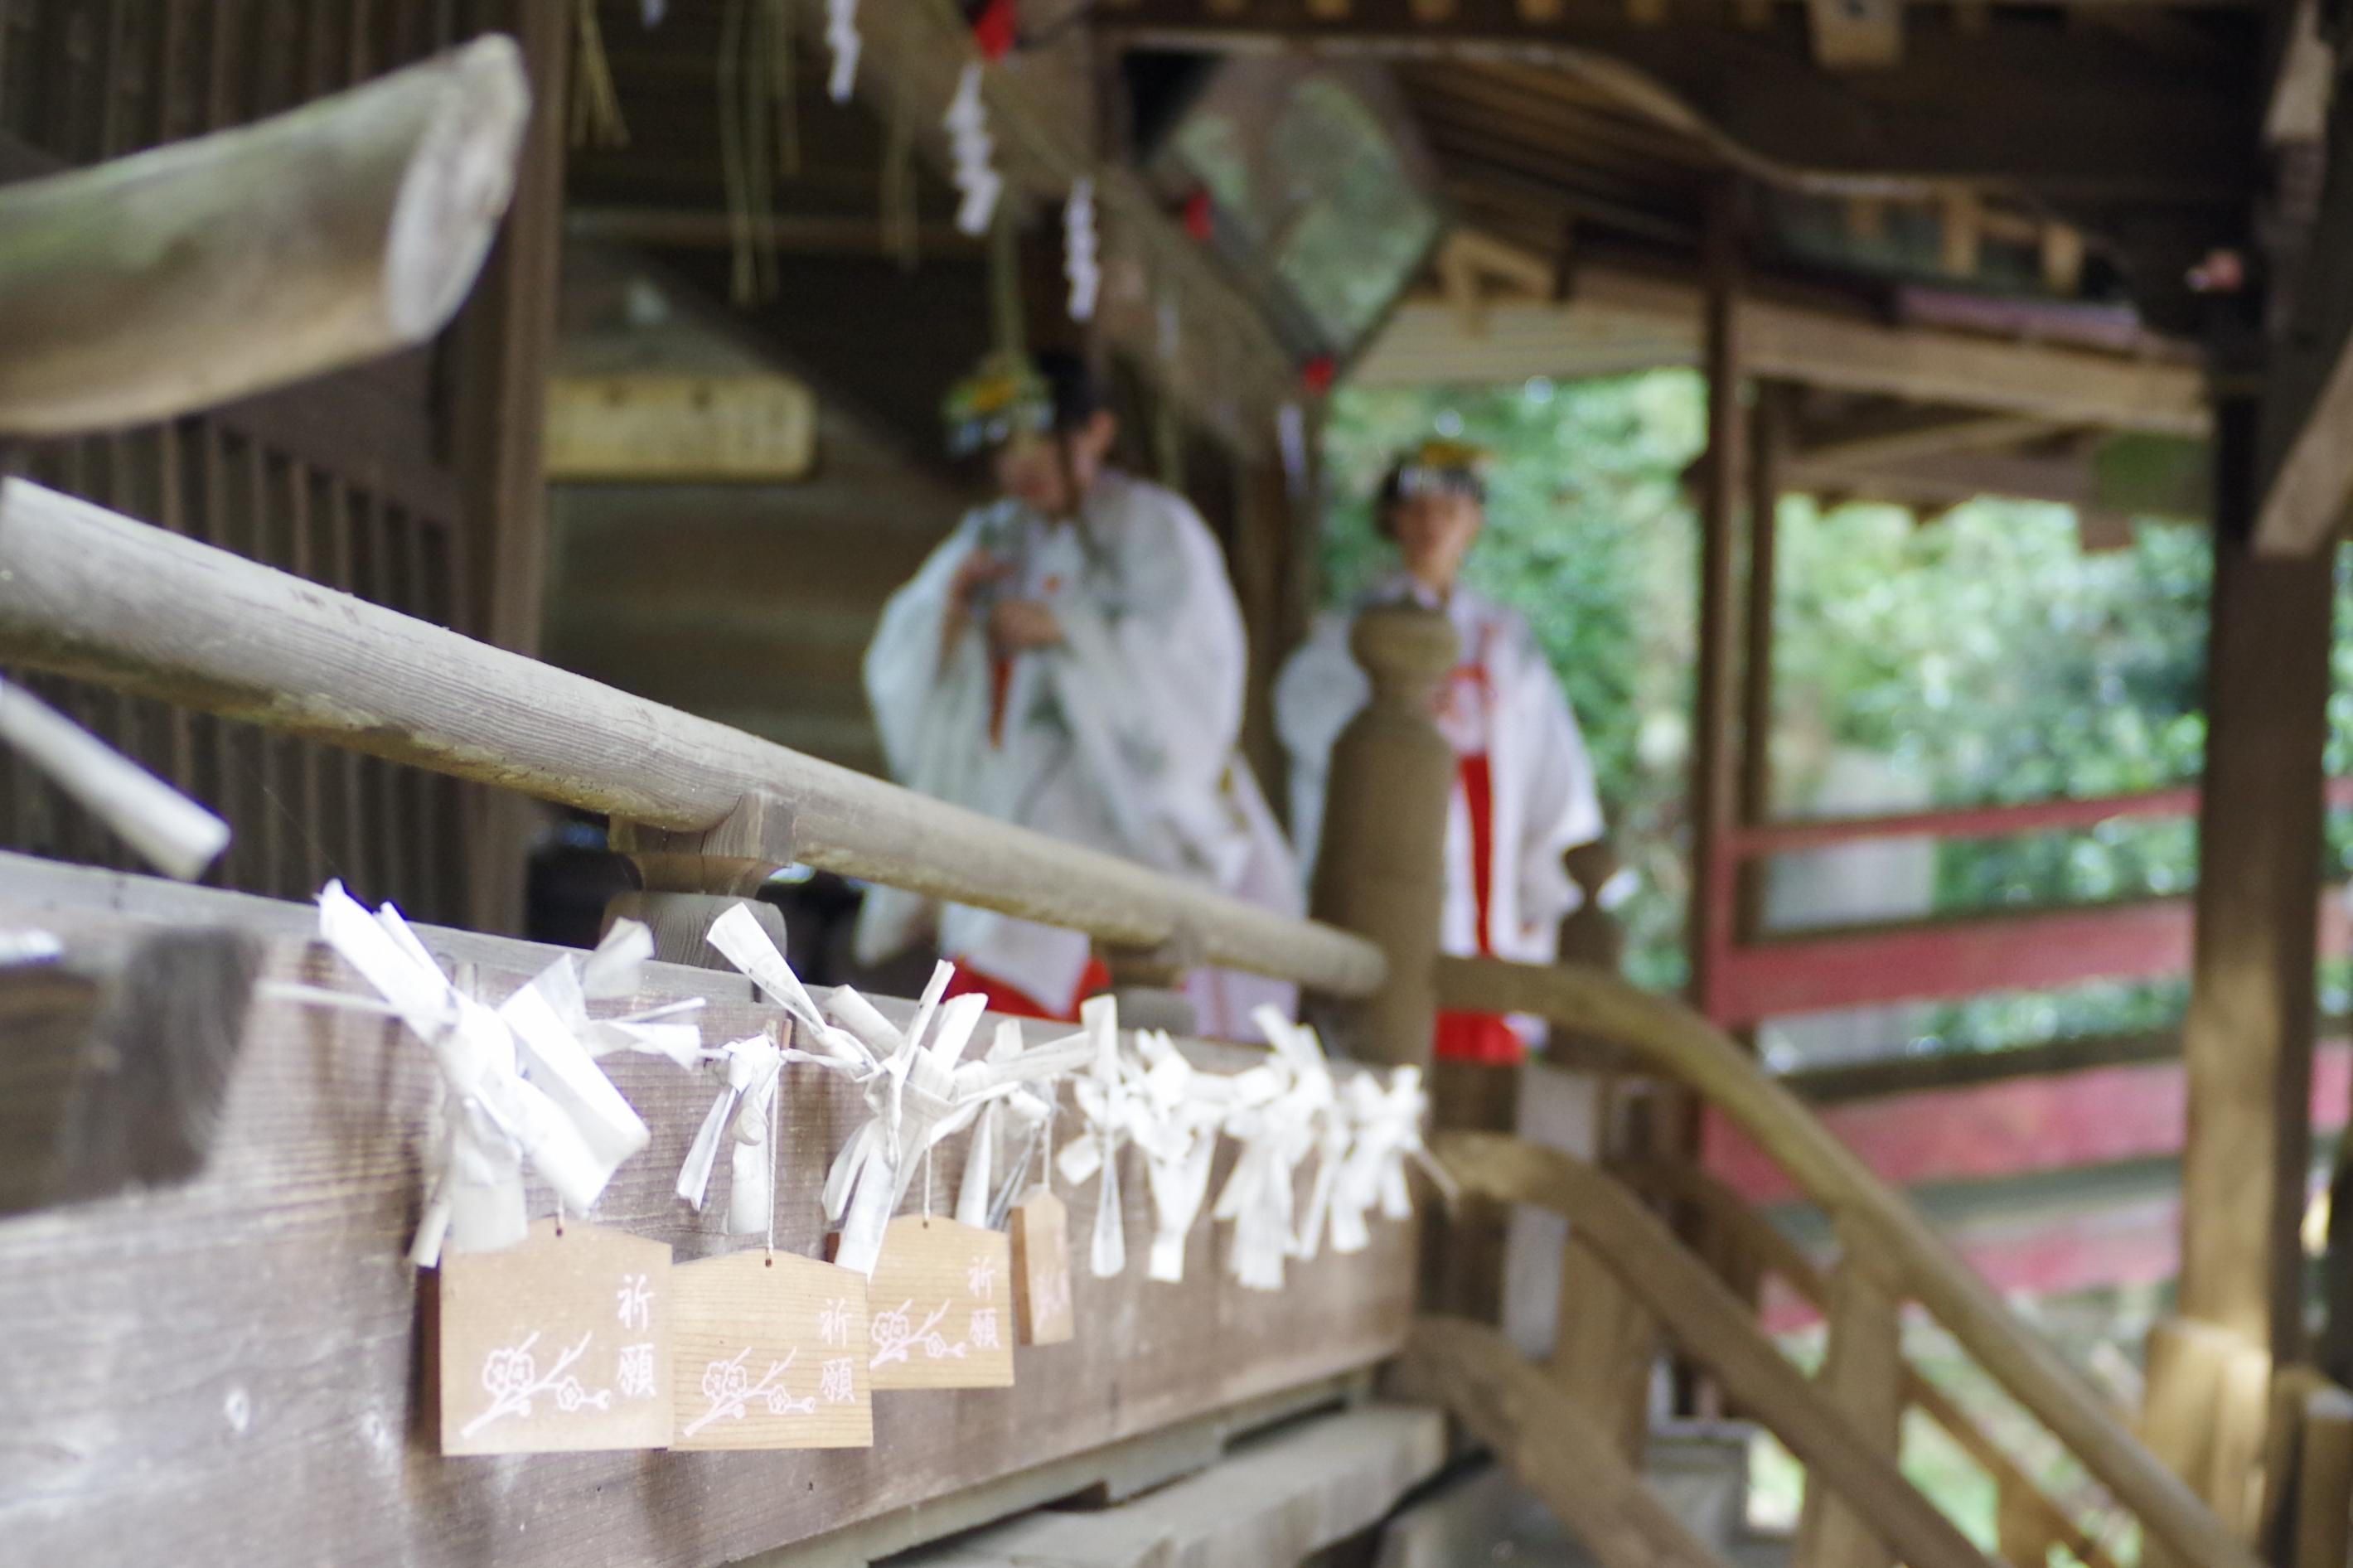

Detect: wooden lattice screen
[0, 0, 508, 923]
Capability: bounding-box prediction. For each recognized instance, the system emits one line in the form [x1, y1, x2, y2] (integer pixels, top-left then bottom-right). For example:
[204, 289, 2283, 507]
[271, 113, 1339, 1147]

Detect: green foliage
[1324, 375, 2353, 1044]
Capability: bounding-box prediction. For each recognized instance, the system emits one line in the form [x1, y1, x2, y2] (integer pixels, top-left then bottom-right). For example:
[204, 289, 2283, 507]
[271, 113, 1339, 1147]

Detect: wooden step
[878, 1404, 1447, 1568]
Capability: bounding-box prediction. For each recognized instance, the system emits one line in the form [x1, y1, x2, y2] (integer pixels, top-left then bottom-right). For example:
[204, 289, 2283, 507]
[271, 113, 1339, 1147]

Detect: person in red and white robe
[1276, 439, 1609, 1063]
[859, 353, 1298, 1039]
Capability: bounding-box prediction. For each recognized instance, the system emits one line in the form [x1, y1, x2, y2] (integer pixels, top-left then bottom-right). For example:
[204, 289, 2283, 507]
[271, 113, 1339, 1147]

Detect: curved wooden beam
[1435, 956, 2259, 1568]
[1397, 1316, 1735, 1568]
[1432, 1133, 1997, 1568]
[1624, 1159, 2128, 1568]
[0, 36, 527, 435]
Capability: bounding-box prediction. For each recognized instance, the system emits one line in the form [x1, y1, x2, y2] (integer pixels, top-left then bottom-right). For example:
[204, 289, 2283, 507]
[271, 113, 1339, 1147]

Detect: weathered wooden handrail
[1627, 1159, 2126, 1568]
[0, 39, 527, 436]
[1436, 956, 2259, 1568]
[0, 480, 1385, 996]
[1433, 1133, 1997, 1568]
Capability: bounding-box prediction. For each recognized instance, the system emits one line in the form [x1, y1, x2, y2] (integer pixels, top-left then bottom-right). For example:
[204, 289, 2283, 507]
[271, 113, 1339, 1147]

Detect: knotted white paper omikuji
[675, 1030, 787, 1236]
[1126, 1028, 1229, 1283]
[1210, 1005, 1334, 1291]
[299, 882, 659, 1266]
[1054, 995, 1132, 1279]
[704, 902, 1089, 1277]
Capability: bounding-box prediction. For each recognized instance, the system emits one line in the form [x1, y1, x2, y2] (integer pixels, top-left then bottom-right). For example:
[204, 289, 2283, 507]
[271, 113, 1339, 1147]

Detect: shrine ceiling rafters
[1096, 0, 2259, 203]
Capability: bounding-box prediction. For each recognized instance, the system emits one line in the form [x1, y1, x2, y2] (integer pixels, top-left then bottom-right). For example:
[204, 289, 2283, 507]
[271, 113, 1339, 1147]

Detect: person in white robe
[859, 352, 1297, 1038]
[1276, 438, 1613, 1062]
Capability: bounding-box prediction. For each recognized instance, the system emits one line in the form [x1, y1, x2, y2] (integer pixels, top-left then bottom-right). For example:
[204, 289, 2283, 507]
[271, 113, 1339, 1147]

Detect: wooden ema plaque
[864, 1215, 1016, 1390]
[1008, 1187, 1074, 1346]
[436, 1220, 675, 1455]
[671, 1251, 874, 1449]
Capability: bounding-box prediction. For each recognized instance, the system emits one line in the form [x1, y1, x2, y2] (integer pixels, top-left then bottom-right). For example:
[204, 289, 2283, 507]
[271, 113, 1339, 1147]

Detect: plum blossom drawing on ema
[683, 1347, 815, 1437]
[462, 1330, 612, 1438]
[819, 1356, 857, 1405]
[870, 1299, 965, 1368]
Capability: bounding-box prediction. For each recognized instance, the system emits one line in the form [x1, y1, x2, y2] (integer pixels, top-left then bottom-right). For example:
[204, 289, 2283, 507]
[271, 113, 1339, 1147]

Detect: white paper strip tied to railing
[705, 901, 1089, 1276]
[675, 1031, 786, 1236]
[297, 882, 656, 1266]
[1212, 1005, 1336, 1291]
[1326, 1066, 1455, 1254]
[1127, 1028, 1230, 1283]
[540, 917, 707, 1068]
[956, 1019, 1058, 1230]
[1055, 995, 1133, 1279]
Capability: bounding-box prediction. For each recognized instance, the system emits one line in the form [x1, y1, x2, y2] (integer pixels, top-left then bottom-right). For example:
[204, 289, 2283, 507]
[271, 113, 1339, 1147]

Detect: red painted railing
[1697, 781, 2353, 1028]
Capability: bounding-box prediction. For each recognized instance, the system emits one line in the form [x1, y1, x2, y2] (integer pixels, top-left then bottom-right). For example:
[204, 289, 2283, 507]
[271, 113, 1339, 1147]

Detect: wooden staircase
[1398, 954, 2297, 1568]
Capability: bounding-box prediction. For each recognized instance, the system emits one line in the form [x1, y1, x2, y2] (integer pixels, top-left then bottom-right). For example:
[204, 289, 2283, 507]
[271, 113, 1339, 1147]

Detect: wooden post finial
[1310, 602, 1458, 1067]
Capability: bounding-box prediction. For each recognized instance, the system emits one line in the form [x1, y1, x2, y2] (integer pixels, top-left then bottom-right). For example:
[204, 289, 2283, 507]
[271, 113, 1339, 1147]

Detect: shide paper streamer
[944, 62, 1002, 238]
[1063, 177, 1100, 322]
[825, 0, 859, 103]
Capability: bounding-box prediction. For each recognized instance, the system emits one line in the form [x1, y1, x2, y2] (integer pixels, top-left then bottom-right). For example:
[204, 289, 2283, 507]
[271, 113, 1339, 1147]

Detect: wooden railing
[1428, 1133, 1997, 1568]
[1628, 1159, 2127, 1568]
[1436, 953, 2263, 1568]
[0, 477, 1384, 998]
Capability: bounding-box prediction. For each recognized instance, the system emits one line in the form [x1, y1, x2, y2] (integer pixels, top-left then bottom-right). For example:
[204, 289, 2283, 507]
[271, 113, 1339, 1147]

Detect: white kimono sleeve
[864, 515, 990, 788]
[856, 515, 992, 963]
[1271, 611, 1369, 892]
[1048, 482, 1252, 878]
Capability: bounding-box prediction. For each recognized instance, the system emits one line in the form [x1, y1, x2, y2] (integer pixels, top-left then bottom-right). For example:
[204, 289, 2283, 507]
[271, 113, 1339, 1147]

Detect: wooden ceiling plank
[1411, 96, 1713, 198]
[1354, 269, 2209, 436]
[1101, 4, 2255, 202]
[1795, 409, 2067, 467]
[1402, 64, 1725, 169]
[2256, 64, 2353, 553]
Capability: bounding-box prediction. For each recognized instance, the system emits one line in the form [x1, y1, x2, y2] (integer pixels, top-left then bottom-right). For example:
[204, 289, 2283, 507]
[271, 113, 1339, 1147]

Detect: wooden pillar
[452, 0, 569, 936]
[1794, 1227, 1905, 1568]
[1547, 1228, 1658, 1462]
[1736, 386, 1782, 940]
[2141, 1315, 2275, 1559]
[1993, 1474, 2051, 1568]
[1308, 603, 1479, 1314]
[1307, 603, 1458, 1067]
[2293, 1387, 2353, 1568]
[1687, 192, 1745, 1024]
[2170, 392, 2333, 1365]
